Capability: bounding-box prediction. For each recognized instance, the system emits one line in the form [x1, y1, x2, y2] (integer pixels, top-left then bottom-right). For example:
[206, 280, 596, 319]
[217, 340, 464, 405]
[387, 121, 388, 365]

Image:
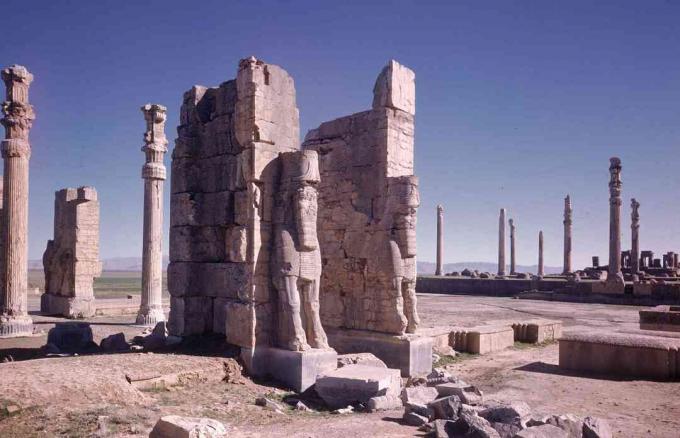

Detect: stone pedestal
[41, 294, 96, 319]
[240, 347, 338, 392]
[325, 327, 432, 377]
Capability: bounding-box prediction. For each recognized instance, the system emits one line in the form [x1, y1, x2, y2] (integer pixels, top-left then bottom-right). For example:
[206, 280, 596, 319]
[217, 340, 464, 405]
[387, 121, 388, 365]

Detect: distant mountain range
[29, 257, 561, 275]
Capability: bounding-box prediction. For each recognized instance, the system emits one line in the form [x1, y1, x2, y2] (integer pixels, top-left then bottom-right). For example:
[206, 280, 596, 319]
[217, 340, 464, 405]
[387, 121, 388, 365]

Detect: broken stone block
[149, 415, 228, 438]
[99, 333, 129, 352]
[545, 413, 584, 437]
[582, 416, 613, 438]
[46, 322, 95, 353]
[427, 395, 462, 421]
[366, 395, 402, 412]
[436, 382, 484, 405]
[315, 364, 401, 409]
[337, 352, 387, 369]
[403, 411, 429, 427]
[514, 424, 568, 438]
[400, 386, 439, 405]
[449, 411, 500, 438]
[372, 59, 415, 115]
[450, 325, 515, 354]
[512, 319, 563, 344]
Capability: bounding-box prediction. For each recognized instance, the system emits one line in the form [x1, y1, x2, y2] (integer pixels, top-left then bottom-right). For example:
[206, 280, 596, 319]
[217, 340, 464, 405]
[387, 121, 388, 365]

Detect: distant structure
[497, 208, 506, 276]
[137, 103, 168, 326]
[563, 195, 572, 275]
[0, 65, 34, 337]
[41, 187, 102, 318]
[509, 218, 516, 275]
[538, 231, 544, 277]
[435, 205, 443, 276]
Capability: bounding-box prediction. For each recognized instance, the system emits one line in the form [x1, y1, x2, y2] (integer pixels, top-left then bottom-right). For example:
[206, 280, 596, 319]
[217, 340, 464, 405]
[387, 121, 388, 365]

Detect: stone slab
[450, 325, 514, 354]
[639, 305, 680, 332]
[559, 332, 680, 380]
[315, 364, 402, 409]
[512, 319, 563, 343]
[240, 347, 338, 392]
[326, 327, 432, 377]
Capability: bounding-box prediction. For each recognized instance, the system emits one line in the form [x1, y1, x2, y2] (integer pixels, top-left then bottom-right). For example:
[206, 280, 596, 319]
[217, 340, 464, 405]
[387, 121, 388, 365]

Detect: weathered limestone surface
[169, 57, 299, 350]
[315, 364, 402, 409]
[631, 198, 640, 274]
[302, 60, 420, 336]
[450, 325, 514, 354]
[41, 187, 102, 318]
[497, 209, 506, 276]
[0, 65, 34, 337]
[563, 195, 572, 274]
[436, 205, 443, 276]
[512, 319, 563, 343]
[137, 104, 168, 326]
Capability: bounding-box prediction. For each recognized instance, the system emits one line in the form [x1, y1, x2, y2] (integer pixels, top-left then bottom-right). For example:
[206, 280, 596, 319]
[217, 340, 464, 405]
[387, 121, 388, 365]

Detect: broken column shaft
[608, 157, 623, 280]
[509, 218, 516, 275]
[0, 65, 34, 337]
[136, 104, 168, 326]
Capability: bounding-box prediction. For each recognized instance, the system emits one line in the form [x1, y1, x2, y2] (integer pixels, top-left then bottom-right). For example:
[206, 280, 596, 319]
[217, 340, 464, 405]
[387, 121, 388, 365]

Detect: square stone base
[512, 319, 563, 344]
[240, 347, 338, 392]
[450, 325, 515, 354]
[0, 314, 33, 338]
[325, 328, 432, 377]
[41, 293, 96, 318]
[592, 276, 625, 294]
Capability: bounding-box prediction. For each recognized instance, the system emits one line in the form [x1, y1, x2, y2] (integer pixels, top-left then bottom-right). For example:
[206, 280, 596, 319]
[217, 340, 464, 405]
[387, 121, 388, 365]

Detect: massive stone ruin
[41, 187, 102, 318]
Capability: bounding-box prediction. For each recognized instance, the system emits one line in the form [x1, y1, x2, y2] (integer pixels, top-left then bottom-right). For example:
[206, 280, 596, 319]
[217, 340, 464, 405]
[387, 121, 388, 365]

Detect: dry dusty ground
[0, 293, 678, 437]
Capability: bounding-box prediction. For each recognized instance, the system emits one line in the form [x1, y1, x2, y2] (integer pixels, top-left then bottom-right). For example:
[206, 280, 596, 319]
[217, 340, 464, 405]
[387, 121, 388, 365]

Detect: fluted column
[538, 231, 544, 277]
[498, 208, 506, 276]
[136, 104, 168, 326]
[608, 157, 623, 280]
[631, 198, 640, 274]
[0, 66, 34, 337]
[509, 218, 516, 275]
[435, 205, 443, 276]
[563, 195, 572, 275]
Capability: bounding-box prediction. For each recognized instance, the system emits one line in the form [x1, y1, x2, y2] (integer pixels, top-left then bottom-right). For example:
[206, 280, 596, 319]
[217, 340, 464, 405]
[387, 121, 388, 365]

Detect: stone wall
[41, 186, 101, 318]
[168, 57, 299, 349]
[302, 60, 419, 335]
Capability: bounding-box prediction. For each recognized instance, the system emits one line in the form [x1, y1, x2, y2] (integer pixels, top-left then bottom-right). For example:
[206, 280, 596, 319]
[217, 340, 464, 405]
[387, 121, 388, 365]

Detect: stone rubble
[149, 415, 228, 438]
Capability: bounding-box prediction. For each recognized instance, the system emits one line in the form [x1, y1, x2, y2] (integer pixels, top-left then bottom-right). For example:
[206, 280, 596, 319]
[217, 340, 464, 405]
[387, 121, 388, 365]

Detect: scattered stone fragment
[149, 415, 228, 438]
[294, 401, 312, 412]
[100, 333, 129, 352]
[450, 411, 500, 437]
[436, 382, 484, 405]
[337, 353, 387, 369]
[367, 395, 403, 412]
[545, 413, 583, 437]
[582, 416, 612, 438]
[401, 386, 439, 405]
[403, 411, 429, 427]
[4, 405, 20, 415]
[221, 359, 244, 384]
[513, 424, 568, 438]
[255, 397, 284, 413]
[480, 400, 531, 425]
[427, 395, 462, 421]
[491, 420, 523, 438]
[130, 345, 143, 352]
[46, 322, 96, 353]
[315, 364, 401, 409]
[331, 406, 354, 415]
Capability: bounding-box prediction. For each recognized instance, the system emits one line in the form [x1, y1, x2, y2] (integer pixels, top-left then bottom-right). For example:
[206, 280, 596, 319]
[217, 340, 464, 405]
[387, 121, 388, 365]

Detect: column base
[240, 346, 338, 392]
[0, 314, 33, 338]
[135, 306, 166, 326]
[325, 327, 432, 377]
[41, 293, 96, 318]
[592, 273, 625, 294]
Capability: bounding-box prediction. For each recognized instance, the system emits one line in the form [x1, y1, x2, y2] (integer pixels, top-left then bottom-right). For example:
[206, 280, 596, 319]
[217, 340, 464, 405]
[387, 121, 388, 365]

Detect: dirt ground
[0, 293, 678, 437]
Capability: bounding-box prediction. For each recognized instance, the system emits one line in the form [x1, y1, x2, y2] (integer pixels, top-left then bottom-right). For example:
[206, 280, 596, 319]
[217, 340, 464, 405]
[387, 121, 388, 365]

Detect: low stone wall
[559, 332, 680, 380]
[640, 306, 680, 332]
[416, 276, 565, 297]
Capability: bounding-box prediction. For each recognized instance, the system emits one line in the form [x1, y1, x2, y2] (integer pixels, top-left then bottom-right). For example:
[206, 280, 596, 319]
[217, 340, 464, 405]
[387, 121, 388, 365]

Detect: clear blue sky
[2, 1, 680, 269]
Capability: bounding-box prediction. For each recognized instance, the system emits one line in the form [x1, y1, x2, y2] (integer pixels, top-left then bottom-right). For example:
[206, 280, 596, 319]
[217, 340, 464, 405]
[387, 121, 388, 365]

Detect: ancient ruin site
[1, 3, 679, 438]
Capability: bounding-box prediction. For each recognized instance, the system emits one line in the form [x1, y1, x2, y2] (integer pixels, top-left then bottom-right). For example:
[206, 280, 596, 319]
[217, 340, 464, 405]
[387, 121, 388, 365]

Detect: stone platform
[559, 332, 680, 380]
[240, 347, 338, 392]
[639, 305, 680, 332]
[325, 328, 432, 377]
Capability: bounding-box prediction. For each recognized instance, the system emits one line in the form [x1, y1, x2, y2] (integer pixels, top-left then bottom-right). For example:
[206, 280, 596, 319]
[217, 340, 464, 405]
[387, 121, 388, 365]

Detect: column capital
[2, 65, 34, 142]
[141, 103, 168, 156]
[142, 162, 166, 180]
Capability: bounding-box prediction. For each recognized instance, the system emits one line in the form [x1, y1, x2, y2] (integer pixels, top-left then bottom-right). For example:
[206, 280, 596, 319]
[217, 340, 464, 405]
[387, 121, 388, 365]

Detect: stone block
[241, 347, 338, 392]
[372, 60, 415, 115]
[149, 415, 228, 438]
[167, 262, 249, 299]
[315, 364, 401, 409]
[46, 322, 94, 352]
[169, 226, 226, 262]
[337, 352, 387, 369]
[639, 305, 680, 332]
[326, 327, 432, 377]
[515, 424, 568, 438]
[400, 386, 439, 405]
[559, 332, 680, 380]
[436, 382, 483, 405]
[450, 325, 514, 354]
[40, 294, 96, 319]
[512, 319, 563, 343]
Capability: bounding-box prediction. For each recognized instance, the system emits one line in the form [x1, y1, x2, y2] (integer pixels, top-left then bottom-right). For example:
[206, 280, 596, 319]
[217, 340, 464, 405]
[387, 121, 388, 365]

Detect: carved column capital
[141, 103, 167, 180]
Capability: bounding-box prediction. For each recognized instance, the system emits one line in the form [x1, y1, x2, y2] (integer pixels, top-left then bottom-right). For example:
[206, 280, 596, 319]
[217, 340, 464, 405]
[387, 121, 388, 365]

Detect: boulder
[46, 322, 96, 353]
[480, 400, 531, 425]
[436, 382, 484, 405]
[149, 415, 228, 438]
[582, 417, 612, 438]
[315, 364, 401, 409]
[404, 402, 431, 419]
[492, 421, 523, 438]
[449, 411, 501, 438]
[100, 333, 129, 352]
[337, 352, 387, 369]
[545, 414, 583, 437]
[427, 395, 462, 421]
[401, 386, 439, 405]
[513, 424, 568, 438]
[143, 322, 169, 350]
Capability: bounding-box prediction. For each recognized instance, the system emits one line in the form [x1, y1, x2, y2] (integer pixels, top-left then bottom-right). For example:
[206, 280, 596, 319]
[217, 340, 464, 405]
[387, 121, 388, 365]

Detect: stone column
[538, 231, 544, 277]
[563, 195, 572, 275]
[435, 204, 443, 276]
[607, 157, 624, 284]
[498, 208, 506, 276]
[136, 104, 168, 326]
[509, 218, 516, 275]
[0, 66, 34, 337]
[631, 198, 640, 274]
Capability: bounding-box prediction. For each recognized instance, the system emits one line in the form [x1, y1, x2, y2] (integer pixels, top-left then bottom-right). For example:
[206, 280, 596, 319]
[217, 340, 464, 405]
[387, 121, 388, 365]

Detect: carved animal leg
[301, 278, 329, 349]
[402, 280, 420, 333]
[276, 276, 309, 351]
[387, 276, 408, 334]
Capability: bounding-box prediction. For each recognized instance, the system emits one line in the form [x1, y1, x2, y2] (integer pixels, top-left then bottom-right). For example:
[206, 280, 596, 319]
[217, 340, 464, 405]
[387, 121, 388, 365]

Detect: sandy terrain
[0, 293, 678, 437]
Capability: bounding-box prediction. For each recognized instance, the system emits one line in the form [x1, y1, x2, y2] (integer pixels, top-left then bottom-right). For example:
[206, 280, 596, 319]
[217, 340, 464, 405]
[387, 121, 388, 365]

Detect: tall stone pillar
[136, 104, 167, 326]
[509, 218, 516, 275]
[498, 208, 506, 276]
[0, 66, 34, 337]
[538, 231, 544, 277]
[608, 158, 623, 279]
[435, 205, 443, 276]
[562, 195, 572, 275]
[631, 198, 640, 274]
